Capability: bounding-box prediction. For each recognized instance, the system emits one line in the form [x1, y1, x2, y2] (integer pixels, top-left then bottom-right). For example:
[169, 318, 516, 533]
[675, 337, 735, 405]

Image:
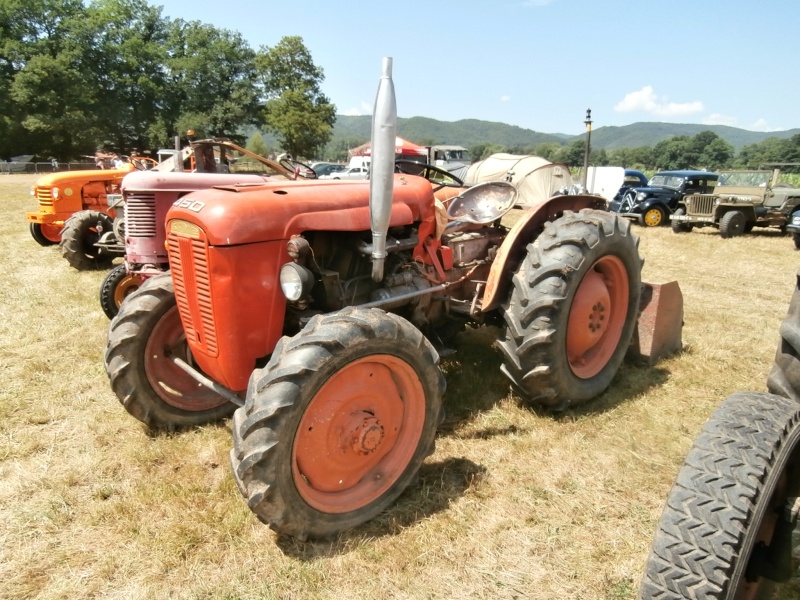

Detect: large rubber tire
[29, 222, 61, 246]
[639, 391, 800, 599]
[792, 233, 800, 251]
[720, 210, 747, 239]
[768, 268, 800, 403]
[105, 273, 235, 429]
[230, 307, 445, 540]
[671, 207, 693, 233]
[497, 209, 642, 409]
[642, 205, 666, 227]
[99, 263, 149, 320]
[59, 210, 115, 270]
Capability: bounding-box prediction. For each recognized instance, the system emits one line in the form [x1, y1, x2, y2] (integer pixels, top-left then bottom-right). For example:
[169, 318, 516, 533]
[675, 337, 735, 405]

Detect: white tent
[464, 153, 574, 208]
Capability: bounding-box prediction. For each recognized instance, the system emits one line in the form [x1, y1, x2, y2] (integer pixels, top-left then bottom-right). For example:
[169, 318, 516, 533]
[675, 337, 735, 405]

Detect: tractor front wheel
[231, 307, 445, 540]
[497, 209, 642, 409]
[99, 263, 149, 320]
[30, 222, 62, 246]
[59, 210, 115, 270]
[105, 273, 235, 429]
[640, 391, 800, 599]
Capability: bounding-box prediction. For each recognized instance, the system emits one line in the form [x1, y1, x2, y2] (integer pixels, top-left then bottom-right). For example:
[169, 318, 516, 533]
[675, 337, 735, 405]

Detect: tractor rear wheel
[720, 210, 747, 238]
[30, 222, 61, 246]
[497, 209, 642, 409]
[99, 263, 148, 320]
[59, 210, 115, 270]
[639, 391, 800, 599]
[105, 273, 235, 429]
[230, 307, 445, 540]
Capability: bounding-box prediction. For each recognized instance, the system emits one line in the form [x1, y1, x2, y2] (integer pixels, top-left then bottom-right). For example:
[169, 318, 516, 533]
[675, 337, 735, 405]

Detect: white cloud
[614, 86, 703, 117]
[749, 118, 783, 132]
[500, 95, 511, 102]
[342, 102, 374, 116]
[703, 113, 738, 127]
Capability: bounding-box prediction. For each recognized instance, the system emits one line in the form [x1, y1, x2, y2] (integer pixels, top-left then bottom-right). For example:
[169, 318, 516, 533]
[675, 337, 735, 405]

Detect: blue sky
[153, 0, 799, 135]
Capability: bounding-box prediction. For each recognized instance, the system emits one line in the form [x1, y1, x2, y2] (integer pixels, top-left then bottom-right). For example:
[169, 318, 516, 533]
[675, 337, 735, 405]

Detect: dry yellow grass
[1, 173, 797, 599]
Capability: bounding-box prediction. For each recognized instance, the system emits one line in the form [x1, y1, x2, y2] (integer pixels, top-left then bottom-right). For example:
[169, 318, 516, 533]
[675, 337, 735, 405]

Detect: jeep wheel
[642, 205, 666, 227]
[59, 210, 115, 270]
[231, 307, 445, 540]
[99, 263, 148, 320]
[640, 391, 800, 599]
[719, 210, 746, 238]
[497, 209, 642, 409]
[671, 208, 693, 233]
[105, 273, 235, 429]
[29, 222, 61, 246]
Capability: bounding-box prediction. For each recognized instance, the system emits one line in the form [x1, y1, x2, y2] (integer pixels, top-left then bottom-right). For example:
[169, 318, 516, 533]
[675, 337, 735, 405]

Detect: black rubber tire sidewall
[639, 391, 800, 599]
[671, 207, 692, 233]
[720, 210, 746, 239]
[30, 222, 58, 246]
[59, 210, 115, 270]
[99, 263, 128, 319]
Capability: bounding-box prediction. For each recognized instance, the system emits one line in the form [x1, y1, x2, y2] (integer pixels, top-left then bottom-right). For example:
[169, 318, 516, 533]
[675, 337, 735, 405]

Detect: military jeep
[670, 168, 800, 238]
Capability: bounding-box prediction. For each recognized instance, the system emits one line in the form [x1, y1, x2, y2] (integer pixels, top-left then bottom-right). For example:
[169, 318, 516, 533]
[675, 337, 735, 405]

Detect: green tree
[257, 36, 335, 158]
[246, 131, 269, 158]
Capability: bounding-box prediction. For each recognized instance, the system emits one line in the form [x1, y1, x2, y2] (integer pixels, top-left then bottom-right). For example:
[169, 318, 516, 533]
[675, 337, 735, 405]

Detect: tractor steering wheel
[394, 160, 464, 192]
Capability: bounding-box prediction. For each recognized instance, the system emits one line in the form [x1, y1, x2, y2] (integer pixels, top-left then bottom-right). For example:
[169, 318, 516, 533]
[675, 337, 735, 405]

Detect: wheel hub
[568, 269, 610, 358]
[351, 415, 384, 454]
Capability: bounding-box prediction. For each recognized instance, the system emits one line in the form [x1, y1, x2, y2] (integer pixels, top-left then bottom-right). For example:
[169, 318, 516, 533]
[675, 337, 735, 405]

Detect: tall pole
[581, 108, 592, 188]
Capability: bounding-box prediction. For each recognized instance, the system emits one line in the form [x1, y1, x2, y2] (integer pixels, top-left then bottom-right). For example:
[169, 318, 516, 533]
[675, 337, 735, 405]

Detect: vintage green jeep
[670, 168, 800, 238]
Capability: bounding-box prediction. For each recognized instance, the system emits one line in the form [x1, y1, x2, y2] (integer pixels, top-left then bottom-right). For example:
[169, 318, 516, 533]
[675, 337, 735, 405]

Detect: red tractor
[105, 59, 644, 539]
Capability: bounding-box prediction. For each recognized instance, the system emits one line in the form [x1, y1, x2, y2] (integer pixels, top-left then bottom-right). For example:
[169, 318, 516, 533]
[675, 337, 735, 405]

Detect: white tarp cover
[464, 153, 574, 207]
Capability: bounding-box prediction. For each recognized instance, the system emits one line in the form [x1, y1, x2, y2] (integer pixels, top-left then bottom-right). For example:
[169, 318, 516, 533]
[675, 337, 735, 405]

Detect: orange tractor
[105, 59, 644, 539]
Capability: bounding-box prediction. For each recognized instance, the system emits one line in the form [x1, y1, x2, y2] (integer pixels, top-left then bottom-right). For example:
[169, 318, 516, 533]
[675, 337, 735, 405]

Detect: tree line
[0, 0, 335, 161]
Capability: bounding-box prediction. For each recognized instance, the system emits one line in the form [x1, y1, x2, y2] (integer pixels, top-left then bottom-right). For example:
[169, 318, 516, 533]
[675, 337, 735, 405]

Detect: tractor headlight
[52, 187, 59, 199]
[279, 263, 314, 302]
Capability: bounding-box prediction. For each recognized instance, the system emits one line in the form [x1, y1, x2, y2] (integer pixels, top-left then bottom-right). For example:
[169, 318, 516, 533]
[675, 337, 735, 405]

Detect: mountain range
[330, 115, 800, 151]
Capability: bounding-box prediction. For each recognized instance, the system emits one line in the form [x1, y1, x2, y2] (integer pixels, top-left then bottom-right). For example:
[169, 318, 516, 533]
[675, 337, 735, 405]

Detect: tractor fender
[481, 194, 606, 312]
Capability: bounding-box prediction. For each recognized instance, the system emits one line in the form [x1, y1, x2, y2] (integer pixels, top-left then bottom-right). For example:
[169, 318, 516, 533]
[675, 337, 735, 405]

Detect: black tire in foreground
[99, 263, 148, 320]
[671, 207, 693, 233]
[720, 210, 747, 239]
[231, 307, 445, 540]
[496, 208, 643, 409]
[640, 391, 800, 599]
[59, 210, 115, 270]
[29, 222, 61, 246]
[768, 268, 800, 403]
[105, 273, 235, 429]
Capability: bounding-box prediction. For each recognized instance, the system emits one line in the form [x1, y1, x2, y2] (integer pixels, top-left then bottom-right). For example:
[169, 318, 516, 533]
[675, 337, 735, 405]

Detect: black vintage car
[609, 169, 718, 227]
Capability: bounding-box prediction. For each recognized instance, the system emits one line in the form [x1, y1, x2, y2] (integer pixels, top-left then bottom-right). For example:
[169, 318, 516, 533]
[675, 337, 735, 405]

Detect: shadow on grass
[274, 456, 486, 559]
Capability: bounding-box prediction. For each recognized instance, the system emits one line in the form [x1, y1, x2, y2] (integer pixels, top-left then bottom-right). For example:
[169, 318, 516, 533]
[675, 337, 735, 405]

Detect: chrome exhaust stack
[369, 57, 397, 282]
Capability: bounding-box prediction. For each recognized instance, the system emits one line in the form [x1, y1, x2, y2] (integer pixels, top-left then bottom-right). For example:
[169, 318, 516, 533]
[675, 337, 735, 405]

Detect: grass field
[1, 173, 798, 599]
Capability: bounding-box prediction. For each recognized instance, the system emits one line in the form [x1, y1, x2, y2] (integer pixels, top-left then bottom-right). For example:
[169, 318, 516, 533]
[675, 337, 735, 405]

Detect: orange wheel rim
[41, 223, 62, 242]
[113, 273, 147, 308]
[566, 256, 629, 379]
[293, 355, 425, 513]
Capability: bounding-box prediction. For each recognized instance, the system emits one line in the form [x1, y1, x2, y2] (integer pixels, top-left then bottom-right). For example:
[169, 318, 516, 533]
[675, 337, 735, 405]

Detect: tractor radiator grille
[126, 193, 157, 238]
[36, 189, 54, 207]
[686, 194, 716, 216]
[167, 230, 218, 356]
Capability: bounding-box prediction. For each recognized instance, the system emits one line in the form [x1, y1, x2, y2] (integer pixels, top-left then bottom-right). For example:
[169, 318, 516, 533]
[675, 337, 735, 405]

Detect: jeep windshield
[717, 171, 771, 187]
[648, 175, 684, 189]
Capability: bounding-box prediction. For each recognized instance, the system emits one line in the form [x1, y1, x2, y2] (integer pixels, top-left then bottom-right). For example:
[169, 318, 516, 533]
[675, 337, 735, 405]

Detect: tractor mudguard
[481, 194, 606, 312]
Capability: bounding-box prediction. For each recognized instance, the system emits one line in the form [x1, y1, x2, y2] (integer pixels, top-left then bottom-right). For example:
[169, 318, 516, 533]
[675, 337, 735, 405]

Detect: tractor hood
[121, 170, 275, 193]
[34, 164, 134, 186]
[166, 175, 437, 247]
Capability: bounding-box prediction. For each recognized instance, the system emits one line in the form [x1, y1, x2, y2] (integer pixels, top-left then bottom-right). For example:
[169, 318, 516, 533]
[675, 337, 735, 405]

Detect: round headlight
[52, 187, 60, 199]
[636, 192, 646, 201]
[279, 263, 314, 302]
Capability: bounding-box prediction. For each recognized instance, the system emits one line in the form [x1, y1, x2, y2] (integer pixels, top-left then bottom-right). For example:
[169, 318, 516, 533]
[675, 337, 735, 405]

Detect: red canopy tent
[348, 136, 428, 157]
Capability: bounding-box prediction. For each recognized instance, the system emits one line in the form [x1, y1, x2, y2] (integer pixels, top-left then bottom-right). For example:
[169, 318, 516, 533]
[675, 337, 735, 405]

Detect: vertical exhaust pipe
[369, 57, 397, 282]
